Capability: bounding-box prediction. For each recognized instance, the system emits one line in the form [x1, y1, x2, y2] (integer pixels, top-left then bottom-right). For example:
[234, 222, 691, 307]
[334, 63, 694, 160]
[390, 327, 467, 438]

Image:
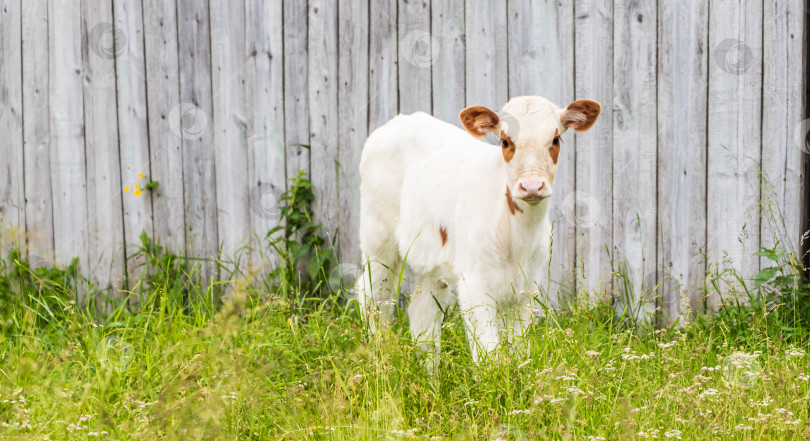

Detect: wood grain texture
[368, 0, 398, 133]
[283, 0, 311, 179]
[308, 0, 340, 249]
[81, 0, 126, 298]
[761, 0, 805, 261]
[113, 0, 153, 286]
[431, 0, 464, 126]
[465, 0, 508, 111]
[338, 0, 369, 263]
[22, 0, 54, 266]
[0, 0, 25, 259]
[210, 0, 251, 259]
[656, 1, 709, 323]
[707, 0, 763, 311]
[177, 0, 218, 272]
[246, 0, 286, 268]
[49, 0, 88, 276]
[574, 0, 613, 303]
[612, 0, 658, 323]
[507, 0, 575, 305]
[398, 0, 431, 114]
[143, 0, 185, 251]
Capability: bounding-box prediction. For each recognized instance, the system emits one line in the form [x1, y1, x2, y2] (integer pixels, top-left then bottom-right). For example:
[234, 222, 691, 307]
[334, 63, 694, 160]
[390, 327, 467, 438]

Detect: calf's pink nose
[516, 178, 550, 199]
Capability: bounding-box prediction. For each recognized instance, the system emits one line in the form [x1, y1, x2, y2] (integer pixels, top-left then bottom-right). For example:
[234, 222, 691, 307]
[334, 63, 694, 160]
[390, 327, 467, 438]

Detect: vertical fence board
[22, 0, 54, 266]
[368, 0, 398, 133]
[338, 0, 369, 263]
[431, 0, 464, 125]
[507, 0, 575, 304]
[246, 0, 286, 268]
[210, 0, 251, 261]
[81, 0, 126, 297]
[114, 0, 153, 285]
[398, 0, 431, 114]
[761, 0, 805, 258]
[177, 0, 218, 276]
[0, 0, 24, 259]
[308, 0, 339, 248]
[283, 0, 310, 179]
[465, 0, 507, 111]
[574, 0, 613, 303]
[707, 0, 763, 311]
[657, 2, 709, 322]
[143, 0, 185, 251]
[49, 0, 88, 279]
[612, 0, 658, 322]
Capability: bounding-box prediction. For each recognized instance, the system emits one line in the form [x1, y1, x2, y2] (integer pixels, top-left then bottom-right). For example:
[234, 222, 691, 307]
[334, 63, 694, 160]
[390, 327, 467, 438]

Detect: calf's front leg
[458, 275, 500, 364]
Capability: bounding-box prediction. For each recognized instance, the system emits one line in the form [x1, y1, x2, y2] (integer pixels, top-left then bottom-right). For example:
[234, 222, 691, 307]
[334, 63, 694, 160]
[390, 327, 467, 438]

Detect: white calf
[355, 96, 601, 365]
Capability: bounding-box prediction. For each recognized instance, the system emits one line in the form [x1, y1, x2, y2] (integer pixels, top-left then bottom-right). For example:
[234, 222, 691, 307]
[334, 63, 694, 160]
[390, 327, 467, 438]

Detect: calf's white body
[355, 96, 601, 365]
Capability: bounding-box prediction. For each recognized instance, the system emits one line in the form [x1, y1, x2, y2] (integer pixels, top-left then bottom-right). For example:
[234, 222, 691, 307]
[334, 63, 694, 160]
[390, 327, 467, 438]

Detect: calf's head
[459, 96, 601, 205]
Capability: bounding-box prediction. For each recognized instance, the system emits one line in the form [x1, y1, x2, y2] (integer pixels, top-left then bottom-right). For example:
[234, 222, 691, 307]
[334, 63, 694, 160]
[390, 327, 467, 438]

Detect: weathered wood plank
[113, 0, 153, 286]
[0, 0, 25, 260]
[761, 0, 805, 261]
[398, 0, 431, 114]
[368, 0, 398, 133]
[210, 0, 251, 260]
[707, 0, 763, 311]
[507, 0, 575, 306]
[657, 1, 709, 323]
[283, 0, 310, 178]
[81, 0, 126, 298]
[22, 0, 54, 266]
[246, 0, 286, 269]
[308, 0, 340, 249]
[465, 0, 507, 111]
[431, 0, 464, 126]
[573, 0, 613, 304]
[612, 0, 658, 323]
[177, 0, 218, 278]
[143, 0, 185, 251]
[49, 0, 88, 278]
[338, 0, 369, 264]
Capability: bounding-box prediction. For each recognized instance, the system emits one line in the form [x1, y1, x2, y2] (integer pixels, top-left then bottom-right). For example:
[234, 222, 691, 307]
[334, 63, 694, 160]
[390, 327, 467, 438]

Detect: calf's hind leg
[356, 251, 401, 332]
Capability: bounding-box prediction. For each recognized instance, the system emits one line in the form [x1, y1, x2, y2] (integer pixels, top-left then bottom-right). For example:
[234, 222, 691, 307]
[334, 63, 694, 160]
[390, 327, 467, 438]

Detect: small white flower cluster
[785, 347, 806, 358]
[636, 428, 682, 439]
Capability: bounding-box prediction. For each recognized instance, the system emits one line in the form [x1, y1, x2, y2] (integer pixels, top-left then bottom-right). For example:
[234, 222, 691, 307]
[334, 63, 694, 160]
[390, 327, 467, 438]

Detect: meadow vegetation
[1, 172, 809, 440]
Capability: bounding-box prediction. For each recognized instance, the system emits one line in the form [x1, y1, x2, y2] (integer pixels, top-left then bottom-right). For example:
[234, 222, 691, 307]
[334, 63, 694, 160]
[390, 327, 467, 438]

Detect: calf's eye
[501, 139, 509, 148]
[552, 137, 560, 146]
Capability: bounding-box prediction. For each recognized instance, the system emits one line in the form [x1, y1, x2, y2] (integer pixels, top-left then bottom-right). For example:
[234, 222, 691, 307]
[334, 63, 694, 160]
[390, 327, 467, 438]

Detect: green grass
[1, 254, 809, 440]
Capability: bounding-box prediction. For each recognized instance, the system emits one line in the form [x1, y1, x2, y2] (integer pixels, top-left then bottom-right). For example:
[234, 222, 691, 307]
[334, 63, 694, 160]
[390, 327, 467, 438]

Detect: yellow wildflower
[134, 189, 142, 197]
[138, 173, 143, 178]
[124, 187, 130, 193]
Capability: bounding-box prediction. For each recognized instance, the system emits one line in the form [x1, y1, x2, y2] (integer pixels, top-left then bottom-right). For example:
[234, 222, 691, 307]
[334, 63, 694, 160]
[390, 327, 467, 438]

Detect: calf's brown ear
[459, 105, 500, 138]
[560, 99, 601, 133]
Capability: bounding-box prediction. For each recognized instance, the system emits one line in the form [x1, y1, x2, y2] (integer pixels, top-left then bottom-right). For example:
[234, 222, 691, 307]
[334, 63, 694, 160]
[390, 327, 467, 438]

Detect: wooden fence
[0, 0, 806, 321]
